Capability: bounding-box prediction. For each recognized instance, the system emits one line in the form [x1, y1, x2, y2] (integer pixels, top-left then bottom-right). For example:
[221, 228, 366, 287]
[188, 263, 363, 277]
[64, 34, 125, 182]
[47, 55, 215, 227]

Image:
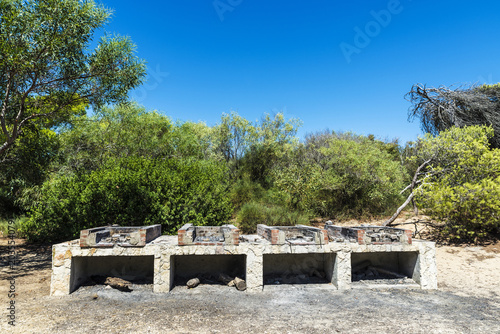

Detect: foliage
[229, 177, 265, 210]
[213, 111, 258, 166]
[55, 103, 215, 174]
[406, 83, 500, 148]
[57, 103, 173, 173]
[236, 201, 309, 234]
[271, 132, 406, 218]
[0, 0, 146, 156]
[21, 156, 233, 242]
[413, 125, 500, 241]
[0, 124, 59, 217]
[0, 216, 28, 237]
[213, 111, 301, 183]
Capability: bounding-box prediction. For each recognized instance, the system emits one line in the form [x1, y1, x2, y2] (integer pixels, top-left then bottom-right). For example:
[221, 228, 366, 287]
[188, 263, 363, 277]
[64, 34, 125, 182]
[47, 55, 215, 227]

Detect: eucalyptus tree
[0, 0, 146, 156]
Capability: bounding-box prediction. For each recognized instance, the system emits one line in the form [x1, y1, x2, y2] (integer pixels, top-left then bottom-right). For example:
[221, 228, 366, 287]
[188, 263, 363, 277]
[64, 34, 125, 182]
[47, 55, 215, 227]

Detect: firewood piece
[233, 277, 247, 291]
[367, 266, 406, 279]
[352, 260, 372, 274]
[309, 269, 326, 278]
[187, 278, 200, 288]
[104, 277, 133, 292]
[90, 275, 107, 285]
[218, 273, 234, 285]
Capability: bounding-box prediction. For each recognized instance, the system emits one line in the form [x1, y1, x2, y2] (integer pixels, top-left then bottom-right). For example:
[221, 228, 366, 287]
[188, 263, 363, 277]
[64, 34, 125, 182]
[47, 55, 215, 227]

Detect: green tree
[56, 103, 215, 175]
[274, 131, 406, 218]
[57, 103, 174, 173]
[0, 124, 58, 217]
[212, 111, 258, 175]
[0, 0, 146, 156]
[240, 113, 301, 187]
[411, 125, 500, 241]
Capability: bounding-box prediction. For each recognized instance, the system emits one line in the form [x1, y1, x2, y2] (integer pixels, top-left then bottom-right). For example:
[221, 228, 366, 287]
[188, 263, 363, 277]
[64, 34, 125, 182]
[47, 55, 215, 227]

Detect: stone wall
[51, 236, 437, 295]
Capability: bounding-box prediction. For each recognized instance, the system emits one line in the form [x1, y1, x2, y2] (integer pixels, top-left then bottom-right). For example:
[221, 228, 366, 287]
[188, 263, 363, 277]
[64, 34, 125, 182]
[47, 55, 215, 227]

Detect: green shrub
[229, 178, 265, 210]
[21, 156, 233, 242]
[236, 201, 309, 234]
[0, 216, 28, 238]
[414, 125, 500, 242]
[419, 178, 500, 241]
[272, 133, 406, 219]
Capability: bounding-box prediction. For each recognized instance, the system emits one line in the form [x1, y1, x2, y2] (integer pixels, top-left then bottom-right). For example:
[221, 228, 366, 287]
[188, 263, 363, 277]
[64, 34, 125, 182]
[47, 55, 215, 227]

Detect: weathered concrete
[51, 236, 437, 296]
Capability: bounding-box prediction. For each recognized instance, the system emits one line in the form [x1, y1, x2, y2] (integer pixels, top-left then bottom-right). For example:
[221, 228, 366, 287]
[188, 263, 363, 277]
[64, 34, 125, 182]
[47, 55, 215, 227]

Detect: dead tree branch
[383, 159, 432, 226]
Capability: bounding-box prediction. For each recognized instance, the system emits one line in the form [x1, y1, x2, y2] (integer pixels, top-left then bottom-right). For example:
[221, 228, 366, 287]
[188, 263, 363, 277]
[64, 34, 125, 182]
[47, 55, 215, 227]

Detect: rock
[187, 278, 200, 288]
[92, 293, 98, 300]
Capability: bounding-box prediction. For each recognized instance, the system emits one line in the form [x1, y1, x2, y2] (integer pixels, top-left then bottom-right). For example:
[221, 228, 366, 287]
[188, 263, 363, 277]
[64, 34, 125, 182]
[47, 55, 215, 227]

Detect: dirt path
[1, 238, 499, 333]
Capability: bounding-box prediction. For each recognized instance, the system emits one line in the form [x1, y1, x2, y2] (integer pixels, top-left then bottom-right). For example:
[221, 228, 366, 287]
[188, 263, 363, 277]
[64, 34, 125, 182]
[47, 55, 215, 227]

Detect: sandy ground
[1, 219, 499, 333]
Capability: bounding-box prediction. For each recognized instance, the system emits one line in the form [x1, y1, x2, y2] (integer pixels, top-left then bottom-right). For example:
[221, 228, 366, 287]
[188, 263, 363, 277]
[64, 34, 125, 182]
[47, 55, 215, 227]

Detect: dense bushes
[236, 201, 309, 234]
[414, 126, 500, 241]
[21, 157, 232, 242]
[9, 102, 500, 244]
[271, 133, 406, 219]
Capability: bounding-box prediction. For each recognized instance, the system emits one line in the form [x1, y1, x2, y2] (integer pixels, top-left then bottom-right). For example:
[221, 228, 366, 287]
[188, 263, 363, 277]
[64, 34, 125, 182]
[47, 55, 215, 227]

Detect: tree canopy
[411, 125, 500, 241]
[0, 0, 146, 156]
[406, 83, 500, 148]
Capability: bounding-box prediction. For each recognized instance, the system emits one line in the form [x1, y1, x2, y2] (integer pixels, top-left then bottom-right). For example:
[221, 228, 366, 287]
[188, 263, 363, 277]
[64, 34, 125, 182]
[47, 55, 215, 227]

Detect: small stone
[92, 293, 98, 299]
[187, 278, 200, 288]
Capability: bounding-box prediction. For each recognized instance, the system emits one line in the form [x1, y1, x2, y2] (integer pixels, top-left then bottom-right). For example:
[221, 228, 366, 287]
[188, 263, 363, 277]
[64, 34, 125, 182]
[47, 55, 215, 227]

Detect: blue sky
[95, 0, 500, 144]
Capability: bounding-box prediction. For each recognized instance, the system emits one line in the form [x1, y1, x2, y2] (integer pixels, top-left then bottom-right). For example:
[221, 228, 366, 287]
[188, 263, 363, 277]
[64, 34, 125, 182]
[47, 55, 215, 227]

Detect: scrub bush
[21, 156, 232, 242]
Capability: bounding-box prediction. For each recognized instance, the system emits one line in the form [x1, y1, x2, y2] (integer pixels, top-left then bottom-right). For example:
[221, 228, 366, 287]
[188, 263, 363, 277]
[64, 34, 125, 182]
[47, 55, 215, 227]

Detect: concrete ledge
[51, 236, 437, 295]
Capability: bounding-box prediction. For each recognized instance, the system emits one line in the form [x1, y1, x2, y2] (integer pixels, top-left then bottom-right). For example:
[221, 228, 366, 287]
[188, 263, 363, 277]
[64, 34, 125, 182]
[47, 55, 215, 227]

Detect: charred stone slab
[325, 224, 412, 245]
[257, 224, 329, 245]
[80, 224, 161, 248]
[177, 224, 240, 246]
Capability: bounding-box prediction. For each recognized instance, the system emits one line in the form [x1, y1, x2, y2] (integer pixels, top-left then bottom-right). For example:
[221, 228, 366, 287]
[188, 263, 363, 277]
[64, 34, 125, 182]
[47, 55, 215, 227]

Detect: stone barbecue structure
[80, 224, 161, 248]
[178, 223, 240, 246]
[51, 224, 438, 295]
[325, 224, 412, 245]
[257, 224, 329, 245]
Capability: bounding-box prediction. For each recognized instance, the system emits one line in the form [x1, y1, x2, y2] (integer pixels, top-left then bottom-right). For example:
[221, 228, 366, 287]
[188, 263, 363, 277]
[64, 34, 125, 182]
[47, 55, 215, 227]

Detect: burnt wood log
[104, 277, 133, 292]
[234, 277, 247, 291]
[367, 266, 406, 279]
[218, 273, 234, 285]
[352, 260, 372, 274]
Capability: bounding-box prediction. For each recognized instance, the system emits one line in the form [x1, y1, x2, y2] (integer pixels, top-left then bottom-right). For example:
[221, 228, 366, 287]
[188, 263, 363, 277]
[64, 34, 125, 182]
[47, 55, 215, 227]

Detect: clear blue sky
[95, 0, 500, 144]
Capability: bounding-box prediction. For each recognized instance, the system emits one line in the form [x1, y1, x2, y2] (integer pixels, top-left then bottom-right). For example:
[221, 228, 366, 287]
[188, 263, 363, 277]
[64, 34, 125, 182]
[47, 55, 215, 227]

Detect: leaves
[0, 0, 146, 156]
[414, 125, 500, 241]
[22, 156, 233, 242]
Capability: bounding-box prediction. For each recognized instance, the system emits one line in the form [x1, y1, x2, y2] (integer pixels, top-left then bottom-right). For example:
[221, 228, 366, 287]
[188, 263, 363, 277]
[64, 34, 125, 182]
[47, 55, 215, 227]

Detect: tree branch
[383, 158, 432, 226]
